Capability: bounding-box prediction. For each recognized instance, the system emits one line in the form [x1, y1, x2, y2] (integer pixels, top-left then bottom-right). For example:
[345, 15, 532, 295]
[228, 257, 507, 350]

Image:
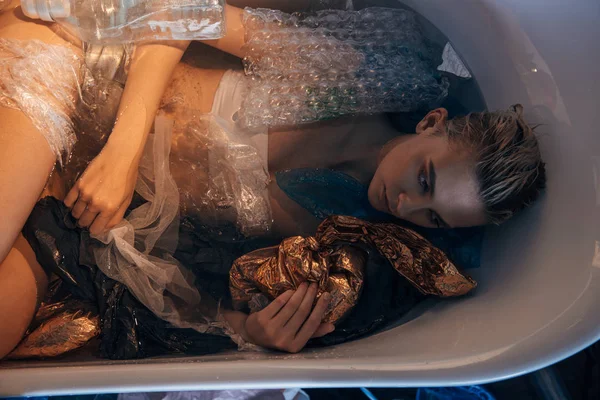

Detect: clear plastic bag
[238, 7, 449, 129]
[0, 38, 132, 167]
[91, 116, 220, 331]
[0, 39, 83, 165]
[21, 0, 226, 44]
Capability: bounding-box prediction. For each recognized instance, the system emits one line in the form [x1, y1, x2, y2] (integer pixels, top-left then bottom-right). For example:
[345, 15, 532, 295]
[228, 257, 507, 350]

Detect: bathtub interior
[1, 0, 600, 394]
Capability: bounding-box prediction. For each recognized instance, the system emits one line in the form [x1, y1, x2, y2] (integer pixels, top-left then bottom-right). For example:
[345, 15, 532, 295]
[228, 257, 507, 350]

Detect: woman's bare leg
[0, 234, 48, 358]
[0, 3, 82, 357]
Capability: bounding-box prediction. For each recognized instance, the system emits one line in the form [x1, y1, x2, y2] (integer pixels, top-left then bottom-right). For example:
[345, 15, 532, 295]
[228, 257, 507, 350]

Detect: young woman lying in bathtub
[0, 0, 545, 357]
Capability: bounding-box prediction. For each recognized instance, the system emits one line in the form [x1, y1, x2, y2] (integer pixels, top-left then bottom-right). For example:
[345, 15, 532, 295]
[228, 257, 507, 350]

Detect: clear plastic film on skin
[89, 116, 224, 333]
[0, 39, 83, 165]
[0, 38, 133, 169]
[166, 108, 272, 240]
[0, 38, 268, 335]
[238, 7, 449, 129]
[84, 110, 271, 333]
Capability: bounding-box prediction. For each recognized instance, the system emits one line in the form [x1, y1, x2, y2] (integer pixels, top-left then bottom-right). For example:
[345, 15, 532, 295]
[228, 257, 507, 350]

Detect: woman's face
[368, 109, 488, 228]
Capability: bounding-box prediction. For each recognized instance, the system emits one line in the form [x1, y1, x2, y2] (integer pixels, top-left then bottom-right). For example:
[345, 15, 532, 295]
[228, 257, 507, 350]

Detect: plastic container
[1, 0, 599, 395]
[20, 0, 226, 43]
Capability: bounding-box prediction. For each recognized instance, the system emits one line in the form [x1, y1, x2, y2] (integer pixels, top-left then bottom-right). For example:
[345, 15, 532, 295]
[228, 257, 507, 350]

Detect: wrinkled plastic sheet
[231, 215, 476, 327]
[7, 296, 99, 360]
[22, 196, 237, 360]
[238, 7, 448, 128]
[0, 38, 131, 167]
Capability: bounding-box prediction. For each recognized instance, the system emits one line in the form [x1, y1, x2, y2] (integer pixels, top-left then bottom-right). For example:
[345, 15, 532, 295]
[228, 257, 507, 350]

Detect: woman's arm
[64, 41, 190, 235]
[202, 1, 311, 58]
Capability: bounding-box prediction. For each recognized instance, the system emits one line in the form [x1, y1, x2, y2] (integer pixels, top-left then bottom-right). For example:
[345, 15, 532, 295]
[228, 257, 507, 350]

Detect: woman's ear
[416, 108, 449, 134]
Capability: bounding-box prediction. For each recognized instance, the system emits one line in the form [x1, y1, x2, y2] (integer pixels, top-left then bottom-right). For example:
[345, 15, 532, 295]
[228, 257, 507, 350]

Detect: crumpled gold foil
[8, 301, 100, 360]
[230, 216, 476, 324]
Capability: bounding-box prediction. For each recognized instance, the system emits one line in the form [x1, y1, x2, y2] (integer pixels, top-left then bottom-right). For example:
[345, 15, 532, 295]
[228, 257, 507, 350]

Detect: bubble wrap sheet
[168, 111, 272, 239]
[239, 7, 449, 129]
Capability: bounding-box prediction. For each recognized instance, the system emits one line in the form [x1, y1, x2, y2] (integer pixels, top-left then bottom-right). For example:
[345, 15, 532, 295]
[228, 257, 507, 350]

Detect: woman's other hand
[64, 143, 138, 236]
[241, 283, 335, 353]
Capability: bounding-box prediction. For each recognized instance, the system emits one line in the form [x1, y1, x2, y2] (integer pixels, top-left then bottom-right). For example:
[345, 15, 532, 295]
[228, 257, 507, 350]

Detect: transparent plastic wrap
[238, 7, 449, 129]
[22, 197, 237, 359]
[21, 0, 226, 44]
[0, 39, 83, 165]
[91, 116, 222, 332]
[0, 38, 132, 169]
[168, 111, 272, 240]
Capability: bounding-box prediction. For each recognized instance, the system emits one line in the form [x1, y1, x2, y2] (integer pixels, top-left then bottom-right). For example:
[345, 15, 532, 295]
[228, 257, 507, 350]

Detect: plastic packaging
[91, 116, 220, 331]
[0, 38, 131, 167]
[7, 298, 99, 360]
[22, 197, 237, 359]
[21, 0, 226, 44]
[117, 389, 309, 400]
[167, 111, 272, 239]
[231, 216, 476, 326]
[238, 7, 449, 129]
[0, 39, 83, 165]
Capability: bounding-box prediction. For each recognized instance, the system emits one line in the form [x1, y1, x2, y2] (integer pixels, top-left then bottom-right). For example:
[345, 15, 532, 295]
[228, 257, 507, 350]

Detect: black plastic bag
[22, 197, 236, 360]
[309, 247, 425, 347]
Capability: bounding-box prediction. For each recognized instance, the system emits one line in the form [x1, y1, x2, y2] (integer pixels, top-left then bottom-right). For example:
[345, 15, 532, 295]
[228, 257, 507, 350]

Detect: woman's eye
[418, 168, 430, 193]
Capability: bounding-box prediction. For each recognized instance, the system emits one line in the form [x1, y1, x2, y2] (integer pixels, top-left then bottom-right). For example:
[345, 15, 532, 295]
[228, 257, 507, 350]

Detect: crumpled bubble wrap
[230, 215, 476, 325]
[168, 111, 272, 239]
[7, 299, 99, 359]
[238, 7, 449, 128]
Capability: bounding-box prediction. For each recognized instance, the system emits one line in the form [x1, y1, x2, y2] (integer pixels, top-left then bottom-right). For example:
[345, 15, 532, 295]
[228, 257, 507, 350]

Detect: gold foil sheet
[230, 216, 476, 325]
[8, 301, 100, 360]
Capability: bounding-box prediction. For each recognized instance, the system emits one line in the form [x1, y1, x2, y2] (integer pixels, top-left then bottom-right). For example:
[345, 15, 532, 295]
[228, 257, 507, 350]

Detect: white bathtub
[1, 0, 599, 395]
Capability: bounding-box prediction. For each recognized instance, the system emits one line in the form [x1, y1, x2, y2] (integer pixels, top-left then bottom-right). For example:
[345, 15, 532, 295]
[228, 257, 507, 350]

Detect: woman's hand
[64, 144, 138, 236]
[235, 283, 335, 353]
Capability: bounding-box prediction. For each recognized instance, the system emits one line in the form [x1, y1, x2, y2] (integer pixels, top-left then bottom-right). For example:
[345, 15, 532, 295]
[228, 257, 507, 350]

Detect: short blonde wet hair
[447, 104, 546, 224]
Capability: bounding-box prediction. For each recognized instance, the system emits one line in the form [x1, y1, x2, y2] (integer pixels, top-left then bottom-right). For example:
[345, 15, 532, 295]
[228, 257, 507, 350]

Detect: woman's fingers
[262, 290, 294, 319]
[89, 212, 114, 236]
[63, 186, 80, 208]
[274, 282, 309, 325]
[104, 199, 130, 231]
[294, 293, 331, 345]
[77, 208, 100, 228]
[285, 283, 318, 333]
[70, 198, 88, 220]
[310, 323, 335, 339]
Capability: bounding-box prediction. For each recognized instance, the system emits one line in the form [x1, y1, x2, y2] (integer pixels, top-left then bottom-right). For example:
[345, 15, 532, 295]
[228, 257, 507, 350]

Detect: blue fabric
[417, 386, 496, 400]
[276, 168, 484, 270]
